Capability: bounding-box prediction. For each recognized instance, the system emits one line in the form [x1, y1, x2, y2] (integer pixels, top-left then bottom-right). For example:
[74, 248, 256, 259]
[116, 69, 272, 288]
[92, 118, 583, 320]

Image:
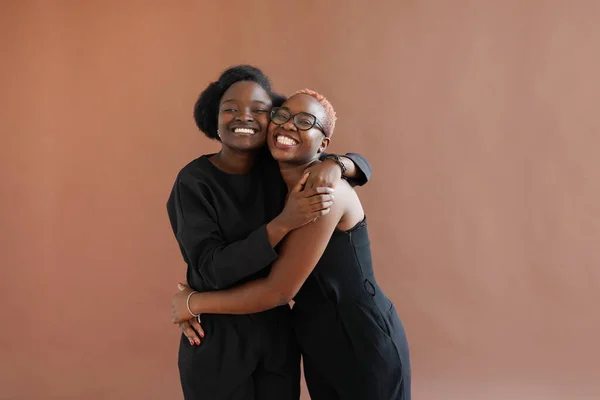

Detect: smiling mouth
[274, 134, 299, 147]
[232, 127, 257, 135]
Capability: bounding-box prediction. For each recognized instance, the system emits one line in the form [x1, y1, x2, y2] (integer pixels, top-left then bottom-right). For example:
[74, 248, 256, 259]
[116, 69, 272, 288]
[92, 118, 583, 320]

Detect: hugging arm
[168, 179, 281, 291]
[176, 193, 347, 318]
[309, 152, 372, 188]
[340, 153, 372, 186]
[168, 171, 334, 291]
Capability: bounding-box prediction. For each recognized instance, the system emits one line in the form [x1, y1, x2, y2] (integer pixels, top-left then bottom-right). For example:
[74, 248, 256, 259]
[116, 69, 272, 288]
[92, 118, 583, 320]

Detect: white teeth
[276, 135, 297, 146]
[234, 128, 255, 134]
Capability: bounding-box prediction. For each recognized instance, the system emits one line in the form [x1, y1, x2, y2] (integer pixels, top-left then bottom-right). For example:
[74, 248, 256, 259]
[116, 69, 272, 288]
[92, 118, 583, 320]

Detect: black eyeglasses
[270, 107, 328, 136]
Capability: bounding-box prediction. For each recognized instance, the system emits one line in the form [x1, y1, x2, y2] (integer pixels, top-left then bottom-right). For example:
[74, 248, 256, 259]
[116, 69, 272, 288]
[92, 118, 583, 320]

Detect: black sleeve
[343, 152, 372, 187]
[320, 152, 373, 187]
[167, 178, 278, 291]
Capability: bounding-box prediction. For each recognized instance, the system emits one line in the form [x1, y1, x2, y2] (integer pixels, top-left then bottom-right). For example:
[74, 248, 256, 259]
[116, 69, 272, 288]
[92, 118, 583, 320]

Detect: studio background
[1, 1, 599, 399]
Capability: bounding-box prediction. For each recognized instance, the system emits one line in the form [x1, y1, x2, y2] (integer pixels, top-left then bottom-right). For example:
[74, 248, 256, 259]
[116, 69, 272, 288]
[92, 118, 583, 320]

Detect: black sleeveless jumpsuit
[292, 218, 411, 400]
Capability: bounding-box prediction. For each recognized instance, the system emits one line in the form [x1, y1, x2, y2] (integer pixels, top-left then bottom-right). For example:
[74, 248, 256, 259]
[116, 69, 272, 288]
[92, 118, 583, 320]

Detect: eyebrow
[221, 99, 269, 105]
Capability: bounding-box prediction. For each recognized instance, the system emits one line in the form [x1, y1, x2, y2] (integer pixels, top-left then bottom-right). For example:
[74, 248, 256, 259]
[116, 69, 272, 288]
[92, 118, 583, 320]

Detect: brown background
[2, 1, 599, 399]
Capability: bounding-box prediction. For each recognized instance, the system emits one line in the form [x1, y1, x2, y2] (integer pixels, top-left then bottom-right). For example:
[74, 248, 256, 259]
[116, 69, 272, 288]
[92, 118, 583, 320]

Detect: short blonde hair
[292, 89, 337, 137]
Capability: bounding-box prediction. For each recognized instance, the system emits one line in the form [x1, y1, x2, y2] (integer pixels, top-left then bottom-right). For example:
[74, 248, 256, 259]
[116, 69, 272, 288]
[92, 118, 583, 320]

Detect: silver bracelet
[186, 291, 200, 317]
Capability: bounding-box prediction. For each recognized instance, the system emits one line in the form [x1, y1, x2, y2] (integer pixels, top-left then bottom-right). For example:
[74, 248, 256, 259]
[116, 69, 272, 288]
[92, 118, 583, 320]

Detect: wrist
[187, 291, 200, 317]
[270, 216, 291, 237]
[324, 154, 347, 176]
[190, 291, 203, 315]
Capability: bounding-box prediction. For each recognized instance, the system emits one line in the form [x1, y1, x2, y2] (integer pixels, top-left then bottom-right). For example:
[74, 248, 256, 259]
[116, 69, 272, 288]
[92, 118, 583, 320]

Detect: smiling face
[217, 81, 272, 152]
[267, 94, 331, 164]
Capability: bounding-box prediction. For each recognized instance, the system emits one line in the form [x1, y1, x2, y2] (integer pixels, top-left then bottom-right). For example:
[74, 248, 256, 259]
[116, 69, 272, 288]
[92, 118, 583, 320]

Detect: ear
[317, 136, 330, 153]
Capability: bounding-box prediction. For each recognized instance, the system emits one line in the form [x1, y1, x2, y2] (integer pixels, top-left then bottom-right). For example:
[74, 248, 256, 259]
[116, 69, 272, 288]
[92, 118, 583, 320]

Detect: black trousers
[293, 290, 411, 400]
[178, 305, 300, 400]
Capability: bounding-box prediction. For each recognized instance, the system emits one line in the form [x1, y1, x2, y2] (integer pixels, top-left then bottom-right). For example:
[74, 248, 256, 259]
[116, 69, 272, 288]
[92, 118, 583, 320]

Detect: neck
[212, 146, 258, 174]
[278, 157, 320, 192]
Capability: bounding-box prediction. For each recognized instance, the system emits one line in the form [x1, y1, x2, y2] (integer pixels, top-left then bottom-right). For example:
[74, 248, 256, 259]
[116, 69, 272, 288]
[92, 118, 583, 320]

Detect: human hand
[277, 172, 334, 230]
[304, 159, 343, 189]
[180, 318, 204, 346]
[171, 283, 197, 324]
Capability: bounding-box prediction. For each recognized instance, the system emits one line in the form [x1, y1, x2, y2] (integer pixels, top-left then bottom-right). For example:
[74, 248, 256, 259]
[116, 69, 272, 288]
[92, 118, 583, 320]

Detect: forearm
[187, 199, 345, 316]
[339, 156, 358, 180]
[265, 215, 292, 247]
[342, 153, 371, 185]
[190, 277, 286, 315]
[185, 225, 278, 290]
[319, 152, 371, 186]
[320, 154, 358, 180]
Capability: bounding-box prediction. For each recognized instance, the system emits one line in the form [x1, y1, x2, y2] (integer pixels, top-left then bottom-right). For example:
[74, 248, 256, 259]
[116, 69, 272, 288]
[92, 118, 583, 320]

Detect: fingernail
[189, 339, 194, 345]
[195, 339, 200, 345]
[200, 332, 205, 338]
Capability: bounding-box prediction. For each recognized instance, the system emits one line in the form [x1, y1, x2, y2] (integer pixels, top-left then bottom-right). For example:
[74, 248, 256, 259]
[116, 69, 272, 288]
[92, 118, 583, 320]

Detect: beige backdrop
[2, 1, 599, 399]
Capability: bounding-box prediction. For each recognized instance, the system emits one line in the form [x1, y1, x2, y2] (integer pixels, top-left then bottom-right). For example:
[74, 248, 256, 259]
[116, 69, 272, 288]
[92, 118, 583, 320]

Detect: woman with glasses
[168, 66, 372, 400]
[173, 89, 411, 400]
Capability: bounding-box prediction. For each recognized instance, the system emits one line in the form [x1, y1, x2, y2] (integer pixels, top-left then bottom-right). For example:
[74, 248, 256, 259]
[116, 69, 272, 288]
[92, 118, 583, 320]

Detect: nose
[282, 118, 297, 131]
[235, 108, 254, 122]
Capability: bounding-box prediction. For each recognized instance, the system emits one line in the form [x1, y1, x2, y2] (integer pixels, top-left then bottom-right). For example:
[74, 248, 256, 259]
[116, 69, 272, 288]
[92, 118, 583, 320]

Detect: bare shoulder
[281, 180, 364, 247]
[336, 180, 365, 231]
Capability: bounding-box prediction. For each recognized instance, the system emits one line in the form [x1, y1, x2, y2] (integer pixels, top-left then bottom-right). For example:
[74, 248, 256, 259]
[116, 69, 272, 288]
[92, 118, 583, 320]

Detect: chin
[229, 136, 266, 151]
[268, 148, 291, 162]
[270, 148, 314, 165]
